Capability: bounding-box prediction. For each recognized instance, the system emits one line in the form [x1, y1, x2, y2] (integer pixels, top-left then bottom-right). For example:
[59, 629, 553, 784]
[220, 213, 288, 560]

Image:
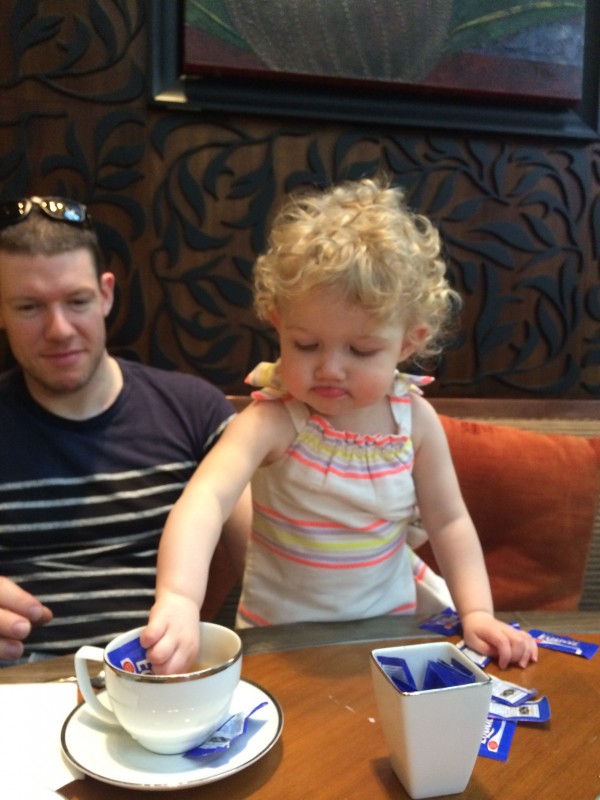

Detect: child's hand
[140, 594, 200, 675]
[461, 611, 538, 669]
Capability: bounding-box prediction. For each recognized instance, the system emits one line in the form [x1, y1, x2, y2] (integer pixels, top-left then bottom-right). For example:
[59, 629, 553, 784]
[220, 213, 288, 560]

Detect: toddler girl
[142, 177, 537, 674]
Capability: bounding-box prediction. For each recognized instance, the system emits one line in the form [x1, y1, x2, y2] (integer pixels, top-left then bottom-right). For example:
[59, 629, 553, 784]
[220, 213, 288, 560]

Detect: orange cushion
[417, 416, 600, 611]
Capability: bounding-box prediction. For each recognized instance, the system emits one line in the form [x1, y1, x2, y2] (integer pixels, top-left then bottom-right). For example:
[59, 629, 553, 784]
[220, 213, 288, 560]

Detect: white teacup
[75, 622, 242, 755]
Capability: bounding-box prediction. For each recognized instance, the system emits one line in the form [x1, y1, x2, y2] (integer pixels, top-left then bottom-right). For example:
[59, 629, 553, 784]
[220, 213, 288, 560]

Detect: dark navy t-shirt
[0, 358, 234, 655]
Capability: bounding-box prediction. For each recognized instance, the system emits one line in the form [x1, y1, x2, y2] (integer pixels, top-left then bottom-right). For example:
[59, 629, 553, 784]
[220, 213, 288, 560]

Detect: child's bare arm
[411, 396, 537, 668]
[142, 401, 293, 674]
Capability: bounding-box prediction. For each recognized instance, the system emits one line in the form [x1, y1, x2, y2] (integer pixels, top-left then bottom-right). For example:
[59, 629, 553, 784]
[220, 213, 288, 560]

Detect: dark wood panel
[0, 1, 598, 399]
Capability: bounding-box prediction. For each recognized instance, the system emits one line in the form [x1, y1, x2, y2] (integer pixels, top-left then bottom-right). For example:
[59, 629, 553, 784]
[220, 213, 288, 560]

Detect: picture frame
[149, 0, 600, 140]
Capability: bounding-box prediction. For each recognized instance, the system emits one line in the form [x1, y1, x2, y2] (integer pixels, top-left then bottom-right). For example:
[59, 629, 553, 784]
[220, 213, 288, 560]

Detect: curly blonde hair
[254, 176, 460, 360]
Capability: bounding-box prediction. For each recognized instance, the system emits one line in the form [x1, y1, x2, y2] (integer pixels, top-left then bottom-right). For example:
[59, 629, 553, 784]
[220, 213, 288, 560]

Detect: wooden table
[3, 611, 600, 799]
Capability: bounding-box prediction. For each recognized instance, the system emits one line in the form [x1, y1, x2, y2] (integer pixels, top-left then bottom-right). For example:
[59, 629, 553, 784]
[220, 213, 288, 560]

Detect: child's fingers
[515, 632, 538, 668]
[501, 628, 537, 669]
[464, 622, 537, 669]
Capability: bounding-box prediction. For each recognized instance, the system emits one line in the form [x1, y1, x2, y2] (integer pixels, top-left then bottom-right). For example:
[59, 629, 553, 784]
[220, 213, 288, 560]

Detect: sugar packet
[375, 654, 476, 692]
[375, 655, 417, 692]
[419, 608, 462, 636]
[490, 675, 537, 706]
[455, 640, 491, 668]
[479, 718, 516, 761]
[422, 659, 476, 690]
[185, 702, 268, 758]
[529, 629, 599, 659]
[107, 636, 153, 674]
[488, 696, 550, 724]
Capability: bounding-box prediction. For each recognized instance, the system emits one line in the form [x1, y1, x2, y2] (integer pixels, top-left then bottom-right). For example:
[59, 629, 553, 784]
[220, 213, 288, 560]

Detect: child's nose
[316, 351, 344, 380]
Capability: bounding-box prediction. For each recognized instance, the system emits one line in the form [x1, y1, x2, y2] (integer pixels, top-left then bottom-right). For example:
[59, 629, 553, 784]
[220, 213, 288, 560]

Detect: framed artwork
[149, 0, 599, 139]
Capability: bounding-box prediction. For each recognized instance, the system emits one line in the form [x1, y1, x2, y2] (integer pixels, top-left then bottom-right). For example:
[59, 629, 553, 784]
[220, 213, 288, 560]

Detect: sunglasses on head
[0, 196, 92, 230]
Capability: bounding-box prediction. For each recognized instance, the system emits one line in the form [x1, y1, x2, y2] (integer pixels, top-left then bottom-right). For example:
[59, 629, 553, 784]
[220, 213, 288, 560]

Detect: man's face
[0, 248, 114, 400]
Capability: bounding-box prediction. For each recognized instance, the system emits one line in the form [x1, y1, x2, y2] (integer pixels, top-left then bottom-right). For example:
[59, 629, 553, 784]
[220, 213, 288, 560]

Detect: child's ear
[398, 325, 429, 362]
[269, 310, 281, 331]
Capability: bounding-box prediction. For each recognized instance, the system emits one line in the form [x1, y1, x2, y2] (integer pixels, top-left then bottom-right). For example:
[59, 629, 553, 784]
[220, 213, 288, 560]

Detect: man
[0, 196, 250, 661]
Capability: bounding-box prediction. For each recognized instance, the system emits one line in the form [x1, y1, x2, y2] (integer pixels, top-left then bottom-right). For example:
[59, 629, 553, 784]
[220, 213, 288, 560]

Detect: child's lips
[313, 386, 347, 399]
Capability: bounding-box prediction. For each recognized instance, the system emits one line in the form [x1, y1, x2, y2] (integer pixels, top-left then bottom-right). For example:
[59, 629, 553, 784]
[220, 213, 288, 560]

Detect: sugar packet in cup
[375, 655, 418, 692]
[374, 653, 477, 692]
[422, 659, 476, 690]
[106, 636, 154, 674]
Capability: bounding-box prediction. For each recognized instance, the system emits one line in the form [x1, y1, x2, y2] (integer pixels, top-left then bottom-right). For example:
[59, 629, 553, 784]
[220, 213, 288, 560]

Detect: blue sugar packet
[379, 655, 475, 692]
[107, 636, 153, 674]
[439, 659, 475, 685]
[490, 675, 537, 706]
[419, 608, 462, 636]
[422, 661, 448, 691]
[456, 640, 491, 668]
[185, 702, 268, 758]
[422, 659, 476, 690]
[376, 655, 417, 692]
[451, 657, 477, 680]
[529, 629, 599, 659]
[479, 717, 516, 761]
[488, 696, 550, 724]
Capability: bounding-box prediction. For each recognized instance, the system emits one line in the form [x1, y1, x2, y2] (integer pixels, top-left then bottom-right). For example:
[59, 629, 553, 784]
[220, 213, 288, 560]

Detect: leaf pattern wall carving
[0, 1, 598, 397]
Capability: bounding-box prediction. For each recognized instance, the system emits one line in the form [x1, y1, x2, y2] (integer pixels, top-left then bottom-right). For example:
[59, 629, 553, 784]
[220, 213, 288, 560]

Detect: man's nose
[44, 306, 74, 338]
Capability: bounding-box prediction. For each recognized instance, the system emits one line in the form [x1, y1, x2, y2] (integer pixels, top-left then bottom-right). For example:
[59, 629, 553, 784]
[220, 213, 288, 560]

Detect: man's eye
[70, 297, 92, 308]
[16, 304, 38, 314]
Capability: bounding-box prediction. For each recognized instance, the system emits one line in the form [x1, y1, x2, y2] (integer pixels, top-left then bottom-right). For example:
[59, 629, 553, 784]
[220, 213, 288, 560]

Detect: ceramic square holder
[370, 641, 492, 799]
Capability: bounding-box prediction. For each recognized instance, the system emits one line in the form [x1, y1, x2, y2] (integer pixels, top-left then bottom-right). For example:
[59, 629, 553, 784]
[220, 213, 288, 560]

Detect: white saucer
[60, 679, 283, 790]
[8, 786, 65, 800]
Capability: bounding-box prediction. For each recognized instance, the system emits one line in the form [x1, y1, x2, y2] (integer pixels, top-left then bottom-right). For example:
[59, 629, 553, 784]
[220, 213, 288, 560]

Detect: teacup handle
[74, 645, 118, 726]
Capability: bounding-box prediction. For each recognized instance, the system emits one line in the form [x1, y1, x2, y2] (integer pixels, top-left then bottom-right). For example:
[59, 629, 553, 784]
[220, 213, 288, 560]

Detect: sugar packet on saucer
[185, 702, 268, 758]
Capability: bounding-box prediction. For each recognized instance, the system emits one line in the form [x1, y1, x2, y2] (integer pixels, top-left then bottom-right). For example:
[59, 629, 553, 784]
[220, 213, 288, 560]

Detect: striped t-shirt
[0, 359, 233, 656]
[237, 367, 438, 627]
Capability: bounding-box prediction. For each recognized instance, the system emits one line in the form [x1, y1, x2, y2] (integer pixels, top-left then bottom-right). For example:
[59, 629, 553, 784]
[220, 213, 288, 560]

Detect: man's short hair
[0, 209, 105, 279]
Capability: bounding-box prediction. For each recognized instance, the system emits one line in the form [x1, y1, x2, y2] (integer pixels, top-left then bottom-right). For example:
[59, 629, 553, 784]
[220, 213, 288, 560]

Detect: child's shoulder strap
[389, 372, 434, 434]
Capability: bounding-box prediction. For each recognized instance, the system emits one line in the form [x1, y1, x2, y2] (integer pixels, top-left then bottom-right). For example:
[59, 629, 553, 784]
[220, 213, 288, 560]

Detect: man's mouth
[43, 350, 82, 364]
